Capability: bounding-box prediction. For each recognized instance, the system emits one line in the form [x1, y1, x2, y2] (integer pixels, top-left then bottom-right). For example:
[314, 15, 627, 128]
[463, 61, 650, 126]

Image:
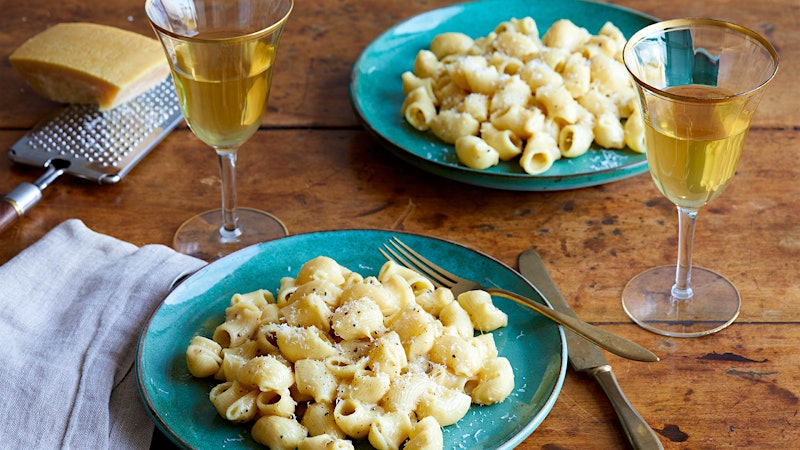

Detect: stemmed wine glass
[145, 0, 293, 260]
[621, 19, 778, 337]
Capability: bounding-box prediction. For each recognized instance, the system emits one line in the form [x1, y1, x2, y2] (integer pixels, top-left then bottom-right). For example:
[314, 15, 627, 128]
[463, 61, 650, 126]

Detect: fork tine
[384, 237, 459, 287]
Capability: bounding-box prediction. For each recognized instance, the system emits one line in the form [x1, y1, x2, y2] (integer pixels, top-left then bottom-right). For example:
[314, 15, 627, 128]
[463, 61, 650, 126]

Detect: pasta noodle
[400, 17, 644, 174]
[185, 256, 515, 450]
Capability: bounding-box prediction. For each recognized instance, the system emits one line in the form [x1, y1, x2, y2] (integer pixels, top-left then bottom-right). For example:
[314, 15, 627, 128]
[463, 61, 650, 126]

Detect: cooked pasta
[185, 256, 515, 450]
[400, 17, 645, 176]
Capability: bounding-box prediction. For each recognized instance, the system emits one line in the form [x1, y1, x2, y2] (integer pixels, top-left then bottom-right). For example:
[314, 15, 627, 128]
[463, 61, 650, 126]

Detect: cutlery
[380, 237, 659, 363]
[519, 248, 664, 450]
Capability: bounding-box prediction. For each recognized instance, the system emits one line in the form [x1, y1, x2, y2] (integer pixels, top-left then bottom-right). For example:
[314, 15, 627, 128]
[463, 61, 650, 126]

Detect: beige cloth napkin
[0, 219, 206, 449]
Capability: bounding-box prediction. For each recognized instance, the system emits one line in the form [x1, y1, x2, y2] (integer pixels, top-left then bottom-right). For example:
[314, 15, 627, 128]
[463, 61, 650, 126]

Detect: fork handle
[486, 288, 659, 362]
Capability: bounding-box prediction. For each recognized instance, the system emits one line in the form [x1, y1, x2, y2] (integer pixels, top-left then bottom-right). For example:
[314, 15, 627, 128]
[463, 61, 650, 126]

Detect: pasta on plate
[400, 17, 646, 175]
[186, 256, 515, 450]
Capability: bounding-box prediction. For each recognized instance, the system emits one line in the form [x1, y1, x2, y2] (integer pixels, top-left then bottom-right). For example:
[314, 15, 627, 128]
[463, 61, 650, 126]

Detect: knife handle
[591, 365, 664, 450]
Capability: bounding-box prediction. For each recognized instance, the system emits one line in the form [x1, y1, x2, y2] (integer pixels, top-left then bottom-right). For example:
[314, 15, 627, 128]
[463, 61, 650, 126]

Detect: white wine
[645, 85, 752, 208]
[171, 32, 276, 149]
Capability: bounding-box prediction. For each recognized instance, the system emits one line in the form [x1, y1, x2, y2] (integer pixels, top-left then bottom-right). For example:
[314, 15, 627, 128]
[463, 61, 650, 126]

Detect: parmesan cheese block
[9, 22, 170, 110]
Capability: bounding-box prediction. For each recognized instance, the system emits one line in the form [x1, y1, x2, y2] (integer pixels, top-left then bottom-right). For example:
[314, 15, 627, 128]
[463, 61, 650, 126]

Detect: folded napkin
[0, 219, 206, 449]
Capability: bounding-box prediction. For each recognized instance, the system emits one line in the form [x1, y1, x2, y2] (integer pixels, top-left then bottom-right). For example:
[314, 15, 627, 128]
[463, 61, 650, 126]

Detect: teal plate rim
[136, 229, 568, 449]
[350, 0, 657, 191]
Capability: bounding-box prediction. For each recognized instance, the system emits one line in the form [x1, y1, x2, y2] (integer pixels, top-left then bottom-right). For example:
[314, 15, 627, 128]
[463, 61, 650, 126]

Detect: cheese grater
[1, 77, 183, 233]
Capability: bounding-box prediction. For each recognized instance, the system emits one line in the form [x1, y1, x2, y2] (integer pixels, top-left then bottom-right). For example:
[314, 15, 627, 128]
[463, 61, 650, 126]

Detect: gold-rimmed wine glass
[621, 18, 778, 337]
[145, 0, 293, 260]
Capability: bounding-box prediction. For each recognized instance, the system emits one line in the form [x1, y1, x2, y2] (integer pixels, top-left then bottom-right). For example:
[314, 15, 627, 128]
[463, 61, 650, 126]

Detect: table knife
[518, 249, 663, 450]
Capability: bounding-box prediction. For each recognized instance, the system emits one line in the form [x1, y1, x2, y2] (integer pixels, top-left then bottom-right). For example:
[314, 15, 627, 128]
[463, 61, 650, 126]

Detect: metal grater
[1, 76, 184, 233]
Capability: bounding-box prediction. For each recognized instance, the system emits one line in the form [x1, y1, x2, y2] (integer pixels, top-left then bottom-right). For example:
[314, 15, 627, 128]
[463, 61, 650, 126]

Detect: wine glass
[145, 0, 293, 261]
[621, 19, 778, 337]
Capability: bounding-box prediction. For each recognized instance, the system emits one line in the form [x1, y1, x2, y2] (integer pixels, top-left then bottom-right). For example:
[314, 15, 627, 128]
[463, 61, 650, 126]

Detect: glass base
[622, 265, 741, 338]
[173, 207, 287, 261]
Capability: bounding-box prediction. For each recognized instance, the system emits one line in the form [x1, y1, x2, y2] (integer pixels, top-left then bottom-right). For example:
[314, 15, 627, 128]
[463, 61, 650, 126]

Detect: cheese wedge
[9, 22, 170, 110]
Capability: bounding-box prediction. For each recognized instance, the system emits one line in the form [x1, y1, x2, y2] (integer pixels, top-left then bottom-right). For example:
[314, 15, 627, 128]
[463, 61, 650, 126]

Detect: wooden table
[1, 0, 797, 448]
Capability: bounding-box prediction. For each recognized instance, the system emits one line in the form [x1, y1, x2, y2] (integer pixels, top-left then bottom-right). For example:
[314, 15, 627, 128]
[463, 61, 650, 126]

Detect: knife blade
[519, 249, 664, 450]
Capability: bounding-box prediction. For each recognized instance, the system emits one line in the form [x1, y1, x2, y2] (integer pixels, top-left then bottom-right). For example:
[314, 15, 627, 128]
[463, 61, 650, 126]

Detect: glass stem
[216, 148, 242, 242]
[672, 206, 698, 300]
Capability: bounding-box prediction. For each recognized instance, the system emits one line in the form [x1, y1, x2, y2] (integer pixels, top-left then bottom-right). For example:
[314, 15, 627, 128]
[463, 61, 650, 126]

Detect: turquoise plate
[350, 0, 656, 191]
[136, 230, 567, 449]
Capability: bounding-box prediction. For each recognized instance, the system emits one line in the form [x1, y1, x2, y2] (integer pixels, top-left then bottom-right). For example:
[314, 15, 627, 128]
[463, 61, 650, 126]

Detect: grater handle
[1, 161, 67, 234]
[1, 183, 43, 234]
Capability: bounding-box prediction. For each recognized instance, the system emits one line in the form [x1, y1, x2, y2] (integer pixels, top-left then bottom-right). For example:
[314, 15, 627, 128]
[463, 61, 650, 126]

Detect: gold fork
[380, 237, 659, 363]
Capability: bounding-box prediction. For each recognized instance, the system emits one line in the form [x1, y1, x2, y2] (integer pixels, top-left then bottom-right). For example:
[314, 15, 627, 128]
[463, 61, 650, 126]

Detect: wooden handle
[0, 200, 21, 234]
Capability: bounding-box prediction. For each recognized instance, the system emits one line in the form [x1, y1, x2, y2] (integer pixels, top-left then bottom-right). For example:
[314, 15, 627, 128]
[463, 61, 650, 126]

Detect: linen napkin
[0, 219, 206, 449]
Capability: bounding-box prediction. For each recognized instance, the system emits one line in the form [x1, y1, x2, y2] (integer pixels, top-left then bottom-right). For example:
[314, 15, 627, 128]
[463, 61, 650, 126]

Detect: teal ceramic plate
[350, 0, 656, 191]
[137, 229, 567, 449]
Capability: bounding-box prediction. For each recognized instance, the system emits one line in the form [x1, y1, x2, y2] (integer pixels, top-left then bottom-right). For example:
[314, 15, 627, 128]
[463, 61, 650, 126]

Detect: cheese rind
[9, 22, 170, 110]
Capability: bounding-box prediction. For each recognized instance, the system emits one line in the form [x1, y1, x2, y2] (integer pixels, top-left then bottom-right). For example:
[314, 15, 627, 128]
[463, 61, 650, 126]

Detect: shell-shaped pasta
[402, 86, 437, 132]
[470, 357, 515, 405]
[217, 351, 248, 382]
[489, 76, 531, 114]
[490, 104, 544, 140]
[295, 359, 339, 402]
[536, 83, 581, 125]
[431, 109, 480, 145]
[558, 123, 595, 158]
[541, 19, 591, 52]
[209, 381, 258, 423]
[324, 353, 370, 379]
[437, 300, 473, 339]
[255, 388, 297, 418]
[578, 34, 619, 60]
[417, 386, 472, 426]
[368, 411, 413, 450]
[333, 398, 376, 439]
[456, 290, 508, 332]
[289, 279, 345, 308]
[455, 135, 499, 170]
[495, 16, 539, 39]
[237, 355, 294, 392]
[562, 52, 591, 98]
[367, 331, 408, 377]
[276, 325, 338, 362]
[519, 58, 562, 90]
[387, 305, 438, 358]
[296, 256, 347, 286]
[624, 111, 647, 153]
[594, 112, 626, 149]
[413, 286, 454, 317]
[458, 92, 490, 122]
[340, 369, 391, 404]
[578, 86, 617, 118]
[413, 49, 440, 79]
[488, 52, 524, 75]
[404, 416, 444, 450]
[231, 289, 274, 313]
[520, 132, 561, 175]
[430, 32, 474, 59]
[332, 297, 385, 341]
[493, 30, 540, 60]
[590, 53, 633, 95]
[276, 276, 297, 305]
[301, 402, 346, 440]
[280, 291, 332, 331]
[252, 415, 308, 450]
[480, 122, 523, 161]
[378, 261, 435, 295]
[429, 335, 483, 377]
[381, 373, 432, 414]
[186, 336, 222, 378]
[214, 303, 261, 348]
[461, 58, 501, 95]
[428, 364, 468, 391]
[401, 71, 436, 100]
[298, 434, 355, 450]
